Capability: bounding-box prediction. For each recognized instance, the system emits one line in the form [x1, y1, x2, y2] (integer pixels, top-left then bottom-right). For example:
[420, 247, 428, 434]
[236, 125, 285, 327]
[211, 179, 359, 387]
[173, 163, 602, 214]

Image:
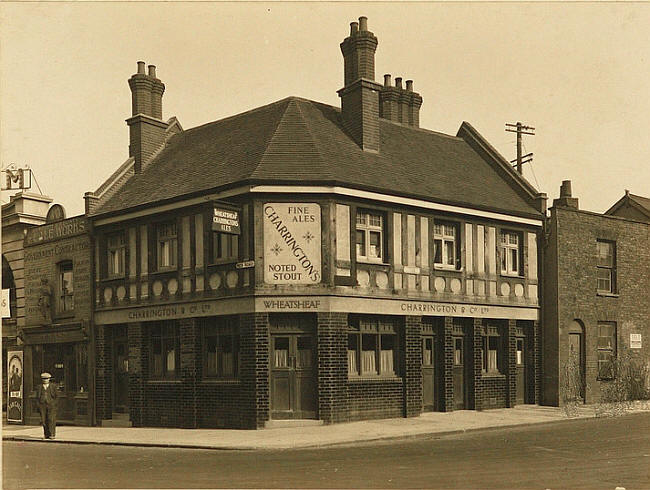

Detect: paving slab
[2, 404, 647, 450]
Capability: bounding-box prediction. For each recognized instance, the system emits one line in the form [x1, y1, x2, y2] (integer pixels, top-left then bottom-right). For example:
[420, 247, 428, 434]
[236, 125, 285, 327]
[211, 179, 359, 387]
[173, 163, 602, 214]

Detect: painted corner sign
[7, 351, 23, 423]
[212, 206, 240, 234]
[264, 203, 321, 284]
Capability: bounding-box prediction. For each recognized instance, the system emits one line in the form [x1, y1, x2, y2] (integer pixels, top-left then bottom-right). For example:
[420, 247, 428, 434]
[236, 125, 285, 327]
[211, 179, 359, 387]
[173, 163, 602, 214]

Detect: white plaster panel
[336, 204, 350, 261]
[527, 232, 538, 280]
[393, 213, 402, 266]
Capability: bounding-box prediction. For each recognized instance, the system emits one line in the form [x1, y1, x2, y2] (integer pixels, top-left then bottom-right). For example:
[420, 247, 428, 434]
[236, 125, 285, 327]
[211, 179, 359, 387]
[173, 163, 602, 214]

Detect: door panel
[422, 336, 436, 411]
[516, 338, 525, 405]
[453, 336, 465, 410]
[114, 340, 129, 412]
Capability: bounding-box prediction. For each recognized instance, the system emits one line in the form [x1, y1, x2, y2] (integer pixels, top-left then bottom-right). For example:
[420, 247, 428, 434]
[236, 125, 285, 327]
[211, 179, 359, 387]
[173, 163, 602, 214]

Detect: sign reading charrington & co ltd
[263, 203, 321, 284]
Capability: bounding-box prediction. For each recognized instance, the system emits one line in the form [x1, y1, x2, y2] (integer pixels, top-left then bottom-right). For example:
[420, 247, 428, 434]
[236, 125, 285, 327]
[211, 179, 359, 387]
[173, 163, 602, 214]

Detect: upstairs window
[434, 221, 460, 270]
[500, 230, 522, 276]
[107, 232, 126, 277]
[156, 222, 177, 270]
[597, 322, 616, 380]
[212, 232, 239, 263]
[597, 240, 616, 294]
[58, 261, 74, 314]
[356, 211, 384, 262]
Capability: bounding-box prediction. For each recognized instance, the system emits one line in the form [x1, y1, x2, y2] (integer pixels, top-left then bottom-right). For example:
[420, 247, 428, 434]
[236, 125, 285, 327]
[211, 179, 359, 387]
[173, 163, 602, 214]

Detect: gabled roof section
[605, 192, 650, 222]
[93, 96, 543, 219]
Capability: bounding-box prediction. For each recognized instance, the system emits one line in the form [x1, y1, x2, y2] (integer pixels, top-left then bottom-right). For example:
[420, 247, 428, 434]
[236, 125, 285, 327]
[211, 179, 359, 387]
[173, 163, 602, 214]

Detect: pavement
[3, 403, 649, 451]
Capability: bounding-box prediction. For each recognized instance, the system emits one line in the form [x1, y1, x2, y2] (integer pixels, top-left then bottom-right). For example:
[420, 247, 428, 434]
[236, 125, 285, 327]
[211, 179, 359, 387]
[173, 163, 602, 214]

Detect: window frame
[347, 316, 400, 378]
[106, 232, 126, 278]
[202, 316, 240, 379]
[596, 321, 617, 380]
[481, 326, 503, 375]
[156, 221, 178, 271]
[149, 321, 180, 380]
[433, 221, 461, 270]
[57, 260, 74, 315]
[211, 231, 239, 265]
[596, 240, 616, 294]
[499, 230, 523, 277]
[355, 210, 386, 264]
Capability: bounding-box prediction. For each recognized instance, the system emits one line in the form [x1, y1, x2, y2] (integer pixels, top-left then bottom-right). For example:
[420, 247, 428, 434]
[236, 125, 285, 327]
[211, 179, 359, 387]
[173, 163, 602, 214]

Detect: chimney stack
[553, 180, 579, 209]
[379, 76, 423, 128]
[338, 17, 382, 152]
[126, 61, 167, 173]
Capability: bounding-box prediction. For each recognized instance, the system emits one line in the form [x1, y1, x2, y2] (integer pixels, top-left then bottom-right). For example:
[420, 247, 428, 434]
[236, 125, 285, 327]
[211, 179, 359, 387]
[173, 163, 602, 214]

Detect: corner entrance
[270, 314, 317, 420]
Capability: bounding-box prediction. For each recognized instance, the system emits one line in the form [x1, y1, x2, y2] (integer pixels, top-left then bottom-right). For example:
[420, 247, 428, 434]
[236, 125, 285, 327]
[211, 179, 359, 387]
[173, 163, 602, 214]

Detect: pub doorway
[270, 314, 317, 420]
[422, 320, 443, 412]
[112, 325, 129, 414]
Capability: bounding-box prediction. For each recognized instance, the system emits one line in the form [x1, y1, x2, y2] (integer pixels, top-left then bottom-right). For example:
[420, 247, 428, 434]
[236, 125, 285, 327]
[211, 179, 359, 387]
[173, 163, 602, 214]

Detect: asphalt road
[4, 412, 650, 489]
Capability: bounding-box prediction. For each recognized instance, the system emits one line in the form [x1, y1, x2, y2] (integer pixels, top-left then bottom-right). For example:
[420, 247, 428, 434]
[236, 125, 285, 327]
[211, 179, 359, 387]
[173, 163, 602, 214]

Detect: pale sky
[2, 2, 649, 217]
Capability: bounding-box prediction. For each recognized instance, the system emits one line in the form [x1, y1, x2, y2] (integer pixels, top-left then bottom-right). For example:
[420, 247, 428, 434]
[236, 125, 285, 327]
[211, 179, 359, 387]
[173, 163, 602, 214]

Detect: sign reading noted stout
[212, 207, 240, 234]
[264, 203, 321, 284]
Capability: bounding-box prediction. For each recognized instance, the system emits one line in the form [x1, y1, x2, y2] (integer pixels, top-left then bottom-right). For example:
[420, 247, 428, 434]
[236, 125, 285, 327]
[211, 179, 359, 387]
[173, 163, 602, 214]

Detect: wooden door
[516, 338, 526, 405]
[113, 336, 129, 413]
[271, 334, 317, 419]
[569, 333, 585, 401]
[452, 336, 465, 410]
[422, 335, 437, 411]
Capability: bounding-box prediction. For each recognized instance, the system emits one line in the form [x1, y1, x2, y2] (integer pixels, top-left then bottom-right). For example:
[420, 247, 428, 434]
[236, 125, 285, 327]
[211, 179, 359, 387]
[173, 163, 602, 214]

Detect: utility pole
[505, 122, 535, 174]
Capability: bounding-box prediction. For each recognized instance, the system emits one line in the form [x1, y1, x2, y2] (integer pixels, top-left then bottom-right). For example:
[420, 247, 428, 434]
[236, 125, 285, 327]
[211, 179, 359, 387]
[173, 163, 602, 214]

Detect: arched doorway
[568, 320, 585, 402]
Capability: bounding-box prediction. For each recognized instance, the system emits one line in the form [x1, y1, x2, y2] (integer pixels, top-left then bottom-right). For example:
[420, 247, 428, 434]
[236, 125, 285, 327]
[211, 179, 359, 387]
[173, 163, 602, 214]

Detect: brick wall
[128, 322, 145, 426]
[404, 316, 423, 417]
[95, 325, 112, 421]
[442, 317, 455, 411]
[317, 312, 348, 424]
[347, 378, 404, 421]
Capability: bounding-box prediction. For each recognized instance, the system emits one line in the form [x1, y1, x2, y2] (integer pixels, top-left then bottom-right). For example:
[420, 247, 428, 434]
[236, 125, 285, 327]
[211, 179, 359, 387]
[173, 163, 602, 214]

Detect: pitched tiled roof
[606, 192, 650, 220]
[629, 194, 650, 213]
[94, 97, 541, 218]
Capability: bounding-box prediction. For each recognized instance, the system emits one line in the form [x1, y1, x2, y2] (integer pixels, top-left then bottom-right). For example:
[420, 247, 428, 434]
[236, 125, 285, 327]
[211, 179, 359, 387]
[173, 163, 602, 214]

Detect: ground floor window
[597, 321, 616, 380]
[202, 316, 239, 378]
[482, 325, 503, 374]
[31, 342, 88, 392]
[348, 316, 400, 377]
[150, 321, 179, 379]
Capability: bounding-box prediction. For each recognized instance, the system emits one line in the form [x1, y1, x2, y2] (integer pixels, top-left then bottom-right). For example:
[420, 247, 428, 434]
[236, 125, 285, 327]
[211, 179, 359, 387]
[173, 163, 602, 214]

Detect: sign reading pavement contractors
[212, 207, 240, 234]
[263, 203, 321, 284]
[630, 333, 642, 349]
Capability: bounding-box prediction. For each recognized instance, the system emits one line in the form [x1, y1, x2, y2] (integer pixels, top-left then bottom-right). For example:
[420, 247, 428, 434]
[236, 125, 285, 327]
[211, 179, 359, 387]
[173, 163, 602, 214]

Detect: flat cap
[40, 372, 52, 379]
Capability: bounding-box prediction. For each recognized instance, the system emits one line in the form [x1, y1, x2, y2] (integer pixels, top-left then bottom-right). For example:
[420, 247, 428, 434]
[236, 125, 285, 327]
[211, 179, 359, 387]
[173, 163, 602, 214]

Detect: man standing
[36, 372, 57, 439]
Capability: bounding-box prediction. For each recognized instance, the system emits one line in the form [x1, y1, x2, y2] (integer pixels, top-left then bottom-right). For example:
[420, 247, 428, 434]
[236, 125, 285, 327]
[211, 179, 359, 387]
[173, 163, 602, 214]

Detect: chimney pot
[395, 77, 402, 89]
[148, 65, 157, 78]
[350, 22, 359, 35]
[406, 80, 413, 92]
[137, 61, 146, 74]
[560, 180, 572, 198]
[384, 74, 392, 87]
[358, 16, 368, 31]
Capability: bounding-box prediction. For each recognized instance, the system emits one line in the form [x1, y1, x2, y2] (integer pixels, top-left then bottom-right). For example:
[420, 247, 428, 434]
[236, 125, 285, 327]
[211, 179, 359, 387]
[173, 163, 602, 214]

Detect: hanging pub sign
[7, 351, 24, 423]
[212, 206, 240, 235]
[263, 203, 321, 284]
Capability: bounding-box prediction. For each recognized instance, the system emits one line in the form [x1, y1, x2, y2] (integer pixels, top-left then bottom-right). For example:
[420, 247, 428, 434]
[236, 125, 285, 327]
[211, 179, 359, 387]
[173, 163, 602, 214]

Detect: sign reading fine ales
[7, 351, 23, 423]
[212, 207, 240, 234]
[264, 203, 321, 284]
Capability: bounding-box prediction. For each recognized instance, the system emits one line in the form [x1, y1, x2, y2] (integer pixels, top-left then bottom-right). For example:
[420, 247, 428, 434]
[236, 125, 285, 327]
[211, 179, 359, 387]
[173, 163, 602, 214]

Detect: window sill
[356, 259, 389, 266]
[596, 292, 619, 298]
[481, 372, 506, 379]
[105, 274, 126, 281]
[348, 375, 402, 383]
[433, 265, 463, 272]
[500, 272, 523, 279]
[54, 312, 75, 321]
[207, 260, 239, 267]
[146, 379, 182, 384]
[201, 378, 241, 385]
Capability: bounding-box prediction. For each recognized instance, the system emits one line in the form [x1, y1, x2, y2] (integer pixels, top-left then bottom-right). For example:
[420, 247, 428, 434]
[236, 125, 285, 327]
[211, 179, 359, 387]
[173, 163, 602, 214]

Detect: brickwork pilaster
[128, 322, 145, 427]
[317, 312, 348, 424]
[506, 319, 517, 407]
[404, 315, 423, 417]
[94, 325, 112, 421]
[472, 318, 484, 411]
[442, 317, 455, 412]
[179, 318, 199, 428]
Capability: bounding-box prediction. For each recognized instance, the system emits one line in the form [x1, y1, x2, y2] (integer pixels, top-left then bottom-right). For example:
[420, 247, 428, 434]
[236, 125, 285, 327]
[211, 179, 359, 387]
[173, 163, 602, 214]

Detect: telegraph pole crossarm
[505, 122, 535, 174]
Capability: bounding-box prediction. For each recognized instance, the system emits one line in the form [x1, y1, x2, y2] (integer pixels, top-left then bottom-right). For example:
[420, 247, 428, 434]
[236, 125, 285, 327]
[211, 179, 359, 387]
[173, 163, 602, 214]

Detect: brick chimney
[552, 180, 579, 209]
[337, 17, 382, 152]
[379, 75, 423, 128]
[127, 61, 167, 173]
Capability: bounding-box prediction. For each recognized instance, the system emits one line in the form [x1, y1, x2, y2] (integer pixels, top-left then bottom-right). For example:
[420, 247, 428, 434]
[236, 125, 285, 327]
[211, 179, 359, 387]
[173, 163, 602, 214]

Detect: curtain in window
[348, 350, 358, 375]
[274, 348, 288, 368]
[362, 350, 376, 374]
[380, 349, 394, 374]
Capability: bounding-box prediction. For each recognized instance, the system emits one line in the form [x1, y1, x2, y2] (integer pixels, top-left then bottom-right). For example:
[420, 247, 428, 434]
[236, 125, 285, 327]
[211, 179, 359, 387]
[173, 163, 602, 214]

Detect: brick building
[543, 181, 650, 405]
[86, 18, 547, 429]
[19, 210, 94, 425]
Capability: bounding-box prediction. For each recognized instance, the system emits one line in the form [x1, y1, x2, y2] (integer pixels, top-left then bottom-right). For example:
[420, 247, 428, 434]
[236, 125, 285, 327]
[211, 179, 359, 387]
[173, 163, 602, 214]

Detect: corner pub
[83, 17, 547, 429]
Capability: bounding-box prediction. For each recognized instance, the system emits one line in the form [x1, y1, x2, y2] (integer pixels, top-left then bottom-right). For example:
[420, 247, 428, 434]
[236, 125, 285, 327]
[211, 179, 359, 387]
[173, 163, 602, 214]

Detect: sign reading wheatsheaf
[212, 207, 240, 234]
[264, 203, 321, 284]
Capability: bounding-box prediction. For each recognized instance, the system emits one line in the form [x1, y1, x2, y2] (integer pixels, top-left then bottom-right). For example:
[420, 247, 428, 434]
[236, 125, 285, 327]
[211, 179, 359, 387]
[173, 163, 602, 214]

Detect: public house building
[85, 18, 547, 428]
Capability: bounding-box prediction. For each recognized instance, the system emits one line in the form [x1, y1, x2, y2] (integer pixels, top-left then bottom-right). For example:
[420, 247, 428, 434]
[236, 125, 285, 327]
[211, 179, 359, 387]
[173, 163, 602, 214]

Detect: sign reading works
[263, 203, 321, 284]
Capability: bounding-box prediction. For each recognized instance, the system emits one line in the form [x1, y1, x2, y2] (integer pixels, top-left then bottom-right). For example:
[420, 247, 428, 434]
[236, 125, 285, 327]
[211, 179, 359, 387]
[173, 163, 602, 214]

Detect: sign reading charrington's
[263, 203, 321, 284]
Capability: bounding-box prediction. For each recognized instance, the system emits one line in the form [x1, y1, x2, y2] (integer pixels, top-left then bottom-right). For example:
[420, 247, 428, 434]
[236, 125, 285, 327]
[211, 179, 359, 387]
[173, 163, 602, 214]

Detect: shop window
[31, 343, 86, 392]
[433, 221, 460, 270]
[107, 232, 126, 277]
[482, 327, 503, 374]
[156, 221, 177, 270]
[150, 321, 179, 379]
[597, 322, 616, 380]
[203, 317, 239, 378]
[212, 232, 239, 263]
[356, 211, 385, 263]
[597, 240, 616, 294]
[348, 316, 400, 377]
[500, 230, 522, 276]
[57, 261, 74, 314]
[454, 338, 463, 365]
